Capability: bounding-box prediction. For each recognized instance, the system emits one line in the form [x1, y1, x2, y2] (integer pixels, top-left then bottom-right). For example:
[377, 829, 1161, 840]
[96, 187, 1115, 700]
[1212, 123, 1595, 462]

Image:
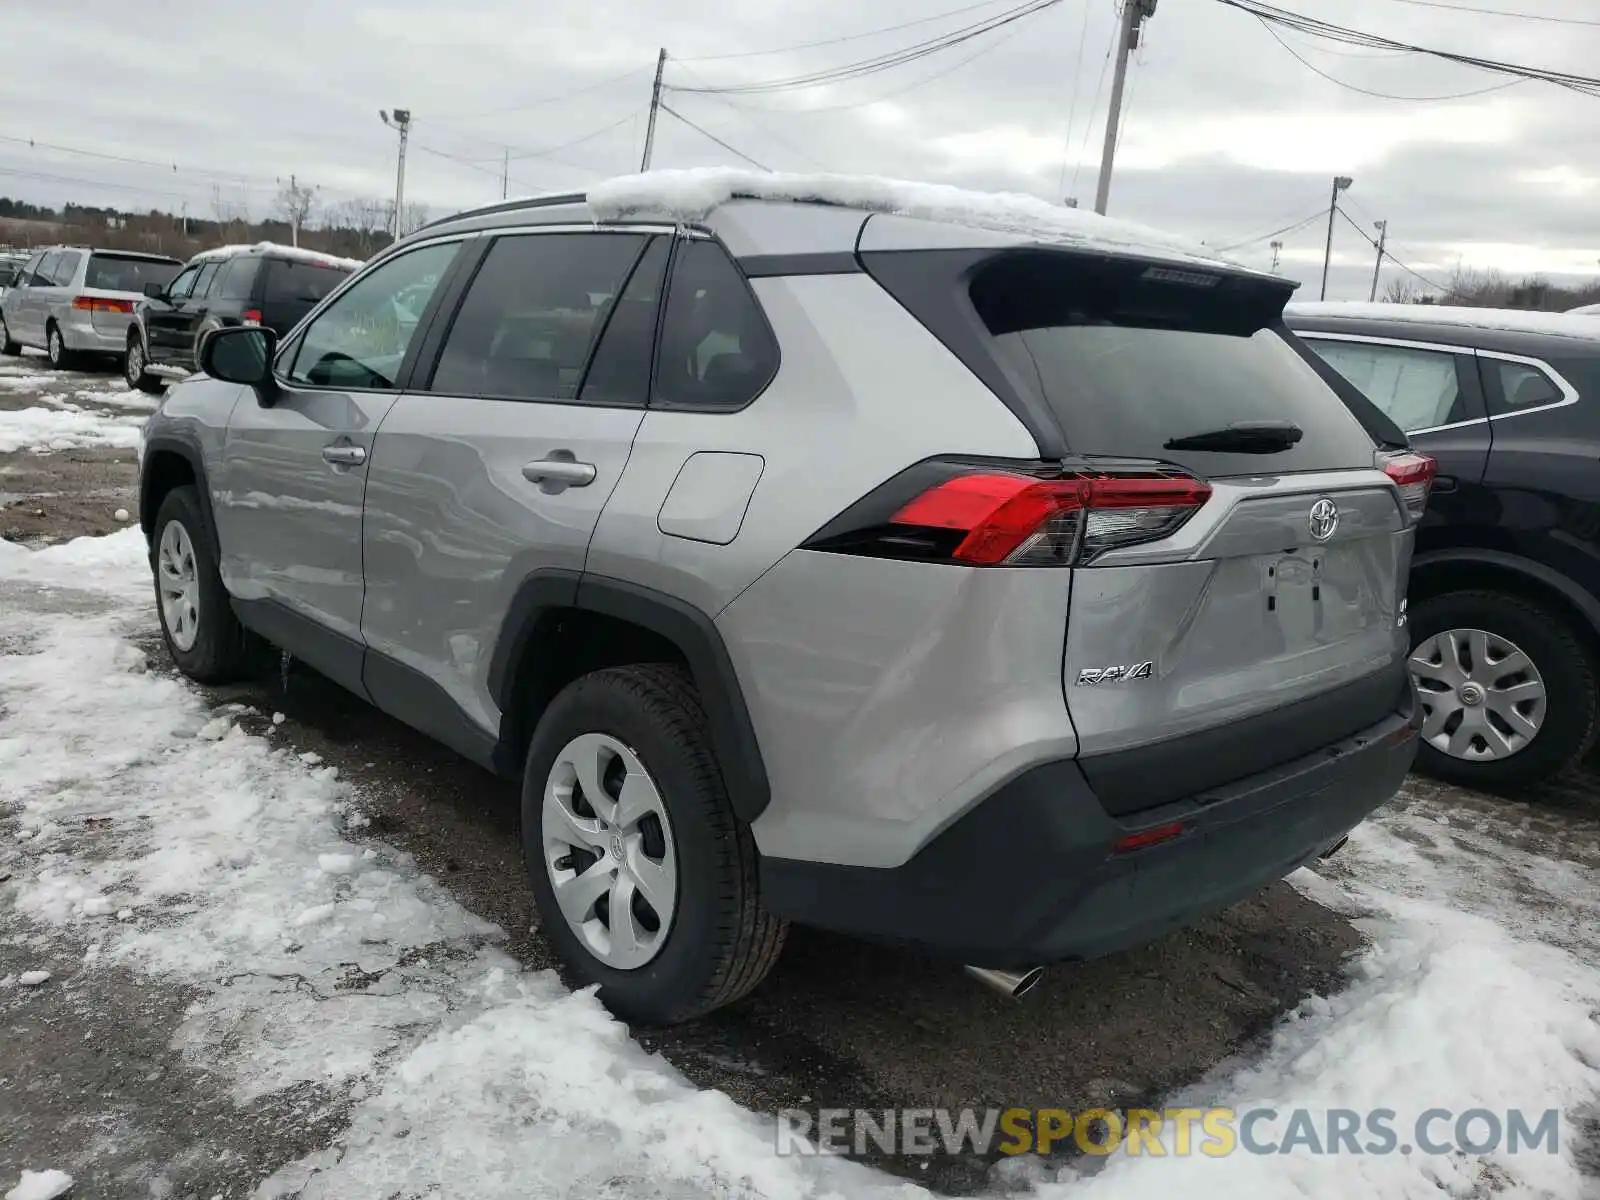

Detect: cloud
[0, 0, 1594, 299]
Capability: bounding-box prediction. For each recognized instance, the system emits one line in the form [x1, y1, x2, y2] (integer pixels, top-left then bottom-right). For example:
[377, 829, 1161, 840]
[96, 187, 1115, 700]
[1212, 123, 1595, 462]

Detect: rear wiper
[1164, 420, 1304, 453]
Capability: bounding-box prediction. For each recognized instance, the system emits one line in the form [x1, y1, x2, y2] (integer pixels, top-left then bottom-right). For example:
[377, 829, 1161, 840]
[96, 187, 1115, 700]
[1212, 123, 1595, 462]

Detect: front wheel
[46, 323, 74, 369]
[151, 486, 252, 683]
[523, 664, 787, 1025]
[125, 333, 165, 395]
[1408, 589, 1598, 791]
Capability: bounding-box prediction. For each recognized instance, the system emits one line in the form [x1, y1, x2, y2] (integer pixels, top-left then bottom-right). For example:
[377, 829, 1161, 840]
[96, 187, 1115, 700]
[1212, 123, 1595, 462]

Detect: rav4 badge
[1075, 661, 1155, 686]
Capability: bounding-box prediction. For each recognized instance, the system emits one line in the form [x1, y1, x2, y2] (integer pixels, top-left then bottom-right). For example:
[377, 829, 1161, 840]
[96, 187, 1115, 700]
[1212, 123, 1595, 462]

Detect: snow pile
[73, 386, 161, 413]
[0, 369, 56, 393]
[0, 405, 146, 453]
[4, 1170, 73, 1200]
[188, 242, 364, 272]
[1287, 301, 1600, 341]
[587, 168, 1243, 270]
[2, 531, 1597, 1199]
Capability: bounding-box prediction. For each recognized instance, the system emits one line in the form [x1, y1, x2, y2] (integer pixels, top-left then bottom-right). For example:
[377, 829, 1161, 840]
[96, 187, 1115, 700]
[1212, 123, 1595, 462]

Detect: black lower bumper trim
[760, 686, 1418, 966]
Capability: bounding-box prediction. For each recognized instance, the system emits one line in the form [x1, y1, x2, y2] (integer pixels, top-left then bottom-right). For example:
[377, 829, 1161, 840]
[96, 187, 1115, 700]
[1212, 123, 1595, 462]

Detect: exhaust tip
[964, 964, 1045, 999]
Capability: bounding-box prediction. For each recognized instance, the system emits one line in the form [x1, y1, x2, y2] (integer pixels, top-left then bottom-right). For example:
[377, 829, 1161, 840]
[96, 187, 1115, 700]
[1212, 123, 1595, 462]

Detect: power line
[665, 0, 1063, 96]
[676, 0, 1020, 61]
[1212, 0, 1600, 96]
[1256, 19, 1528, 100]
[1057, 0, 1096, 197]
[1212, 208, 1328, 253]
[1376, 0, 1600, 27]
[657, 105, 771, 170]
[505, 113, 640, 162]
[1335, 207, 1448, 291]
[664, 62, 829, 167]
[1068, 15, 1117, 199]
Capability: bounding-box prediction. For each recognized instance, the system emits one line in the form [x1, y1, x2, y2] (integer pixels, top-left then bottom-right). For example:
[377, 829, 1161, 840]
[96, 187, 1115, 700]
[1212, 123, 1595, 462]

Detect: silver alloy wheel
[47, 326, 62, 365]
[126, 339, 144, 385]
[157, 519, 201, 652]
[542, 731, 678, 970]
[1410, 626, 1547, 761]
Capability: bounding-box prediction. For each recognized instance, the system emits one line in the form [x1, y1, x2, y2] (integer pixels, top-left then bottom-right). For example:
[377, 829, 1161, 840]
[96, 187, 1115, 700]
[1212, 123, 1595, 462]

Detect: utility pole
[1368, 219, 1389, 302]
[641, 48, 668, 172]
[1094, 0, 1157, 215]
[1270, 240, 1283, 274]
[501, 149, 509, 201]
[290, 174, 301, 247]
[1320, 175, 1353, 301]
[380, 108, 411, 239]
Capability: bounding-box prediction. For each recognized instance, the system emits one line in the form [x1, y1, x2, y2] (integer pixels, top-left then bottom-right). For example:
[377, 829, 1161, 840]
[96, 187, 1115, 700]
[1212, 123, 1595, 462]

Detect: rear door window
[86, 254, 180, 293]
[35, 252, 62, 287]
[969, 253, 1377, 477]
[426, 232, 647, 401]
[191, 262, 222, 300]
[1303, 339, 1471, 433]
[50, 251, 83, 286]
[215, 257, 261, 302]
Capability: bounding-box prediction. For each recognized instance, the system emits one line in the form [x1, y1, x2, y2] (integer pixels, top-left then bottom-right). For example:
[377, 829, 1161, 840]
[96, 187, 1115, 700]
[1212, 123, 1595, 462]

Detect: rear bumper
[60, 312, 130, 354]
[761, 675, 1418, 966]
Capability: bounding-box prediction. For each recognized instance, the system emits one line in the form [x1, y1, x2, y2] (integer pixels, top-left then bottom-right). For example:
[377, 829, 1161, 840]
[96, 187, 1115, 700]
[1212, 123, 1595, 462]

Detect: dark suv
[126, 243, 360, 393]
[1288, 301, 1600, 790]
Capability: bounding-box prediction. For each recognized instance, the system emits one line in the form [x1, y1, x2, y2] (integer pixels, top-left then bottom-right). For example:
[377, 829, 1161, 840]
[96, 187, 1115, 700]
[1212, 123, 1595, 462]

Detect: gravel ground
[1, 357, 1595, 1196]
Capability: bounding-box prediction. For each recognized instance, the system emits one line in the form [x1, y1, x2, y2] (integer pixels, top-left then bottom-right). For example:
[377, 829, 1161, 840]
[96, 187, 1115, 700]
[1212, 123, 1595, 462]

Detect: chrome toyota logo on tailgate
[1308, 497, 1339, 542]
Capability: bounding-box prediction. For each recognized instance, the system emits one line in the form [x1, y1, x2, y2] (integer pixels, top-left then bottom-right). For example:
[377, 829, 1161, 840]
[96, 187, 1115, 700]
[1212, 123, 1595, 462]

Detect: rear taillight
[1381, 451, 1436, 522]
[71, 296, 133, 314]
[241, 309, 262, 326]
[806, 461, 1212, 567]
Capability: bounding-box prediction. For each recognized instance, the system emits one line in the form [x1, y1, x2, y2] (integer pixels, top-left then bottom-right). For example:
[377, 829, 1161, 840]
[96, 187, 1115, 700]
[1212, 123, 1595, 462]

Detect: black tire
[0, 314, 18, 356]
[150, 486, 253, 684]
[125, 332, 165, 395]
[522, 664, 787, 1026]
[1409, 589, 1598, 791]
[46, 321, 75, 370]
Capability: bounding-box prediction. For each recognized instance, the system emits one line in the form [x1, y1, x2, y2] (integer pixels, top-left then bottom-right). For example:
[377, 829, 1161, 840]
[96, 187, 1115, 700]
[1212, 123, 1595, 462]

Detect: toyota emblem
[1308, 497, 1340, 542]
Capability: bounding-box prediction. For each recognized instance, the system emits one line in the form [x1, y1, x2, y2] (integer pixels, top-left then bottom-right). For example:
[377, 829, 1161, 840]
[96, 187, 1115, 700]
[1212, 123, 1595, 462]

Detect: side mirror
[199, 325, 279, 400]
[143, 281, 166, 299]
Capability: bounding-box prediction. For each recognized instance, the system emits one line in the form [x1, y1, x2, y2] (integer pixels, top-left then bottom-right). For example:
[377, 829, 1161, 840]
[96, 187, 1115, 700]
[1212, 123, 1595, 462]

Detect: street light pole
[1369, 220, 1389, 302]
[380, 108, 412, 239]
[1321, 175, 1353, 301]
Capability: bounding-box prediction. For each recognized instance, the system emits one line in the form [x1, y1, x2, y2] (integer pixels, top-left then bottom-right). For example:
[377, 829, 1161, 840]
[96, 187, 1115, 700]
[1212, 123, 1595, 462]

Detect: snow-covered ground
[0, 358, 150, 452]
[1, 530, 1596, 1198]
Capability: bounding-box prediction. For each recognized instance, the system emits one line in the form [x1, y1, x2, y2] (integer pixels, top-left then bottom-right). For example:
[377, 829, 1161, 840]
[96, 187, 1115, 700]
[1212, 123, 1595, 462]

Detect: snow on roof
[585, 169, 1253, 273]
[190, 242, 363, 271]
[1286, 300, 1600, 341]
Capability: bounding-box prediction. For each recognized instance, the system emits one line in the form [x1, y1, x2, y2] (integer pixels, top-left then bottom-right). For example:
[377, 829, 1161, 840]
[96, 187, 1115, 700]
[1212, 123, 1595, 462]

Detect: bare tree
[326, 197, 390, 256]
[1383, 277, 1423, 304]
[274, 176, 318, 247]
[402, 201, 431, 236]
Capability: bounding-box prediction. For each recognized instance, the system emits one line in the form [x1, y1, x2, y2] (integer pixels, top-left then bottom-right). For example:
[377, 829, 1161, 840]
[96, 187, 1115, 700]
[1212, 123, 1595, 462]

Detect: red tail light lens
[241, 309, 263, 326]
[1112, 820, 1186, 855]
[804, 461, 1213, 568]
[1381, 451, 1436, 522]
[71, 296, 133, 314]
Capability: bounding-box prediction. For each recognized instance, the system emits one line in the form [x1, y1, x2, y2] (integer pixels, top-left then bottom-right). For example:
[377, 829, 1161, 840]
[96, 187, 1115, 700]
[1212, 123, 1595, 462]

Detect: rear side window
[86, 254, 180, 293]
[50, 251, 83, 286]
[264, 258, 351, 304]
[653, 239, 778, 411]
[1304, 339, 1468, 433]
[1487, 360, 1564, 415]
[580, 237, 670, 408]
[214, 257, 261, 302]
[428, 232, 647, 401]
[969, 253, 1377, 477]
[191, 262, 221, 300]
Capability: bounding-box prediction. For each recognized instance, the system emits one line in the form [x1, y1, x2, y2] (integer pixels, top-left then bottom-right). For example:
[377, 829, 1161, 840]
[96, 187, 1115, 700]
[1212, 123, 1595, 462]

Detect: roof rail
[412, 191, 588, 236]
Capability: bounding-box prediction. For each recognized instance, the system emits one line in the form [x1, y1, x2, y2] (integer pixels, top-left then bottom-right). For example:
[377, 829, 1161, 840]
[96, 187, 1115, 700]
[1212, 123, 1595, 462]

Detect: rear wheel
[523, 664, 786, 1025]
[125, 333, 165, 394]
[46, 322, 74, 370]
[0, 314, 18, 356]
[1408, 589, 1598, 791]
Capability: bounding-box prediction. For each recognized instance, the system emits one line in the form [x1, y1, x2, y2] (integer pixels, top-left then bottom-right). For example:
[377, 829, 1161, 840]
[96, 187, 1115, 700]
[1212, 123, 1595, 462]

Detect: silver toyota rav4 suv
[137, 172, 1427, 1025]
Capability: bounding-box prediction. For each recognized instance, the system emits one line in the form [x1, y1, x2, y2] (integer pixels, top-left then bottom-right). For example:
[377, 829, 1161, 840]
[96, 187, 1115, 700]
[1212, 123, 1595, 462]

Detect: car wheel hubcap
[542, 732, 677, 970]
[157, 520, 201, 652]
[48, 330, 61, 362]
[127, 342, 143, 381]
[1410, 627, 1547, 761]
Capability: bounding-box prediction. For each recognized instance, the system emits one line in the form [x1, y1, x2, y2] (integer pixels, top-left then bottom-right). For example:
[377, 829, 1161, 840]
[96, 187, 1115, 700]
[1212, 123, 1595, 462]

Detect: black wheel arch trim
[139, 432, 222, 561]
[1410, 547, 1600, 639]
[489, 570, 772, 823]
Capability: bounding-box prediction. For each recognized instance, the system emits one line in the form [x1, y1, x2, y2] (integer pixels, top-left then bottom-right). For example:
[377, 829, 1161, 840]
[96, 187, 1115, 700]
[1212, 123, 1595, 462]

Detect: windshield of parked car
[86, 253, 181, 293]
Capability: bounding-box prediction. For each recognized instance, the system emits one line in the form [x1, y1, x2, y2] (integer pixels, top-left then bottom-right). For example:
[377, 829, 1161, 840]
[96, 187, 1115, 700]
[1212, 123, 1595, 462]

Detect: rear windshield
[971, 253, 1378, 478]
[263, 258, 353, 304]
[86, 254, 181, 293]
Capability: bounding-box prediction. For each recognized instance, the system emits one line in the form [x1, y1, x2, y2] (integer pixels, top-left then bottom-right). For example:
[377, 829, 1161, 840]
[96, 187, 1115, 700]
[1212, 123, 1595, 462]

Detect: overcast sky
[2, 0, 1596, 299]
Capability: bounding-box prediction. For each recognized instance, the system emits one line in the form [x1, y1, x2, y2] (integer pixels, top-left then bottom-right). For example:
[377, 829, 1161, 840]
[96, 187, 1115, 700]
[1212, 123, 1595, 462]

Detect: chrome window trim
[1298, 329, 1581, 433]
